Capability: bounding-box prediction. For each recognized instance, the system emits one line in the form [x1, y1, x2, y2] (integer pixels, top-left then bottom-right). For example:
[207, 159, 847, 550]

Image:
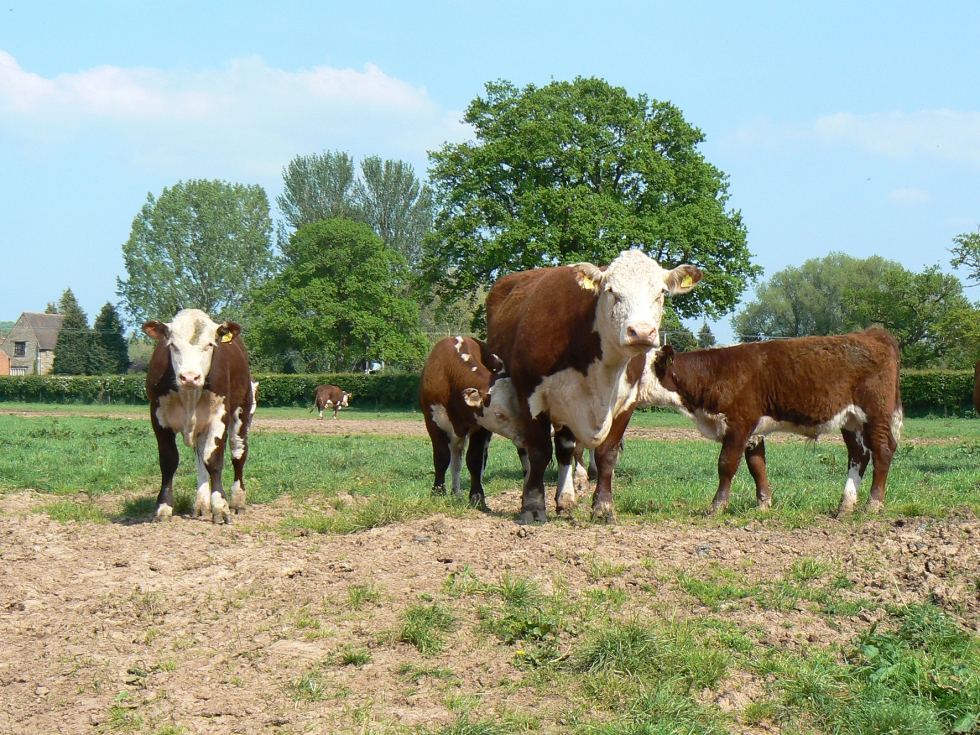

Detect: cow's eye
[204, 343, 214, 351]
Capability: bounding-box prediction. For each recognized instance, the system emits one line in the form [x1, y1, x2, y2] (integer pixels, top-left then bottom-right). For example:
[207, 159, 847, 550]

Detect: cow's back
[486, 266, 600, 393]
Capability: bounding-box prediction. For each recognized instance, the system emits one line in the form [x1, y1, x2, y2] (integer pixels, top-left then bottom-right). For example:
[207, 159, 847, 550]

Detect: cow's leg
[517, 446, 530, 481]
[587, 449, 598, 481]
[192, 444, 212, 519]
[449, 435, 466, 498]
[837, 427, 871, 515]
[431, 437, 451, 495]
[152, 418, 179, 521]
[333, 404, 340, 419]
[572, 441, 590, 502]
[466, 427, 492, 511]
[203, 434, 232, 525]
[712, 428, 750, 514]
[863, 420, 897, 513]
[228, 407, 250, 515]
[519, 417, 552, 524]
[744, 438, 771, 510]
[317, 401, 324, 420]
[591, 410, 634, 522]
[553, 427, 579, 516]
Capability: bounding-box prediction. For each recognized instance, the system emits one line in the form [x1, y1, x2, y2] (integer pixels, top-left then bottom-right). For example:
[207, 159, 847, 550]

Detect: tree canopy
[696, 322, 717, 349]
[732, 252, 977, 368]
[276, 151, 434, 270]
[117, 179, 275, 325]
[423, 77, 758, 320]
[247, 219, 429, 372]
[89, 302, 130, 374]
[52, 289, 91, 376]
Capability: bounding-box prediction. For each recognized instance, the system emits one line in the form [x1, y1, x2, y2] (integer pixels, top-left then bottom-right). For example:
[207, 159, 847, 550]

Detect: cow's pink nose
[179, 372, 202, 387]
[626, 323, 658, 345]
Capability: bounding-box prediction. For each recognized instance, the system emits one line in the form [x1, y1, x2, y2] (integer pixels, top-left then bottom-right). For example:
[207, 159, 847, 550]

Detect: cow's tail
[892, 359, 904, 444]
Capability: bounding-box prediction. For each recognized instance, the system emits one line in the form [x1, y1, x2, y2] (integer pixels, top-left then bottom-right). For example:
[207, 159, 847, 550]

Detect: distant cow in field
[143, 309, 257, 523]
[311, 385, 351, 419]
[420, 336, 525, 510]
[486, 249, 702, 523]
[651, 327, 903, 516]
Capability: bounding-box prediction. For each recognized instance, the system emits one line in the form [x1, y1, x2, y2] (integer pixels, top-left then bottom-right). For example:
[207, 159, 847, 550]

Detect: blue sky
[1, 1, 978, 343]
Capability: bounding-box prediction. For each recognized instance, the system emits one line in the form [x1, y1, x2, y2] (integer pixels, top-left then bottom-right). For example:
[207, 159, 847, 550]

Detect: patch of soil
[1, 489, 977, 734]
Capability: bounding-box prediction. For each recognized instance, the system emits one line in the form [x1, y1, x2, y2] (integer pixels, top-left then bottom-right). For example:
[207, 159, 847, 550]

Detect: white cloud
[888, 187, 930, 205]
[729, 109, 980, 167]
[0, 51, 468, 176]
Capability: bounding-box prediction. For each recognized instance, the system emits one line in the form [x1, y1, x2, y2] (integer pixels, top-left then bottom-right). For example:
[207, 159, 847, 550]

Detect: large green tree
[117, 179, 275, 325]
[52, 289, 92, 376]
[731, 253, 903, 340]
[355, 156, 435, 270]
[843, 265, 974, 368]
[89, 302, 130, 374]
[247, 219, 429, 372]
[423, 77, 758, 321]
[276, 151, 359, 235]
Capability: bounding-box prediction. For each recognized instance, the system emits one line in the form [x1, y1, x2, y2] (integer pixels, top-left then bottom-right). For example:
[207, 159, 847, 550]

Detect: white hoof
[211, 492, 231, 525]
[154, 504, 173, 522]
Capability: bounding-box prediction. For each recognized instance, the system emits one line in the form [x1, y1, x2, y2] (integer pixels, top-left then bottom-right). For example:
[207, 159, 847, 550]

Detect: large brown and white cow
[419, 336, 525, 510]
[651, 327, 903, 516]
[486, 249, 702, 523]
[311, 384, 351, 419]
[143, 309, 257, 524]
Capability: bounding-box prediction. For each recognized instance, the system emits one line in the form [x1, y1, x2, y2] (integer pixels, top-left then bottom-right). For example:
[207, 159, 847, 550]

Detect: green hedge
[0, 370, 973, 413]
[0, 373, 421, 408]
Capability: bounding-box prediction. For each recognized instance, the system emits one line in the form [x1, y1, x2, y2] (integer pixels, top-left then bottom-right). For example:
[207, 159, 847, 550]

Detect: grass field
[1, 407, 979, 525]
[1, 403, 979, 734]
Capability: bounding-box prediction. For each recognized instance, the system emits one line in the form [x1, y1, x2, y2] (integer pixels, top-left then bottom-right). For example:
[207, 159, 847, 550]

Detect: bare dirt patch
[1, 489, 978, 734]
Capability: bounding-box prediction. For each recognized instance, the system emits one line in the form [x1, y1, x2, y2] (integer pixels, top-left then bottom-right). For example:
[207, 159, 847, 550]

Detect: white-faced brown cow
[486, 249, 702, 523]
[311, 384, 351, 420]
[420, 336, 525, 510]
[651, 327, 903, 516]
[143, 309, 256, 524]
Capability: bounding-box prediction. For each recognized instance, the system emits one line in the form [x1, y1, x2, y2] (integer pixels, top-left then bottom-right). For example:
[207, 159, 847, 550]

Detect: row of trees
[731, 247, 980, 369]
[50, 290, 130, 375]
[113, 77, 754, 372]
[105, 75, 978, 372]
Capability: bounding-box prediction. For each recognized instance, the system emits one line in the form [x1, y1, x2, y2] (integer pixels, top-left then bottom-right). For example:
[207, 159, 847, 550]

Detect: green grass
[399, 600, 458, 655]
[3, 412, 980, 529]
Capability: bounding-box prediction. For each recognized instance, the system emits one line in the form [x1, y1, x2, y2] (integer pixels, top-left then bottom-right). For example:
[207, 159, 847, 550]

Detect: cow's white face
[575, 250, 702, 357]
[143, 309, 241, 389]
[467, 378, 525, 444]
[340, 393, 351, 408]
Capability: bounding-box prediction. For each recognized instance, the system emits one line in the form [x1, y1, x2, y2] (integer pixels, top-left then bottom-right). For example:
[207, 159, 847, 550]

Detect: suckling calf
[144, 309, 256, 523]
[420, 336, 524, 510]
[651, 327, 903, 515]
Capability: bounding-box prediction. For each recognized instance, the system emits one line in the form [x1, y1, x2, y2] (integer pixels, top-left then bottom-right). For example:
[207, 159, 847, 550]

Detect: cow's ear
[665, 265, 703, 295]
[216, 321, 242, 343]
[653, 345, 675, 377]
[571, 262, 604, 293]
[462, 388, 483, 407]
[142, 321, 169, 341]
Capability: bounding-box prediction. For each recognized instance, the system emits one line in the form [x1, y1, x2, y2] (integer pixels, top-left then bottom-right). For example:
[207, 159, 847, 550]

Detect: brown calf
[144, 309, 256, 523]
[652, 327, 903, 515]
[311, 384, 351, 419]
[419, 336, 524, 510]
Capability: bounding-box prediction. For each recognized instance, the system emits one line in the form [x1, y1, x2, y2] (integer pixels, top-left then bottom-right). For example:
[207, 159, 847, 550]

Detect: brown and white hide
[143, 309, 256, 523]
[311, 384, 351, 419]
[651, 327, 903, 515]
[419, 336, 524, 510]
[486, 249, 702, 523]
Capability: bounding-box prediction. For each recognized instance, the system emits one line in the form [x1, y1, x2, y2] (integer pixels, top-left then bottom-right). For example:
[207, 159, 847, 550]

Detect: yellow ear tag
[581, 276, 595, 291]
[221, 332, 234, 343]
[680, 275, 694, 288]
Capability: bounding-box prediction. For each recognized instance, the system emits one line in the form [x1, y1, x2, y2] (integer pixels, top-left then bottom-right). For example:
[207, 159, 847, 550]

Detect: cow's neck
[177, 386, 204, 447]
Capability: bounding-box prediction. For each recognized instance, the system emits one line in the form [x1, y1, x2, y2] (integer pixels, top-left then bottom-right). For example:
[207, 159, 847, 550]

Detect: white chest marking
[527, 359, 638, 449]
